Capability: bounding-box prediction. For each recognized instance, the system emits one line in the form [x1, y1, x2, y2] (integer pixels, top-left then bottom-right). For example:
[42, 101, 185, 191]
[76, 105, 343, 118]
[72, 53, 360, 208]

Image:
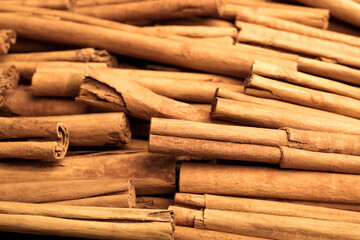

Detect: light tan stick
[74, 0, 223, 22]
[236, 43, 299, 61]
[220, 4, 329, 29]
[0, 202, 174, 240]
[0, 119, 68, 160]
[0, 13, 253, 79]
[156, 17, 235, 28]
[0, 0, 75, 10]
[0, 66, 19, 89]
[136, 197, 174, 210]
[246, 74, 360, 119]
[0, 150, 176, 195]
[282, 200, 360, 213]
[76, 67, 212, 122]
[0, 179, 134, 207]
[236, 9, 360, 47]
[296, 0, 360, 27]
[237, 22, 360, 69]
[0, 86, 87, 117]
[0, 48, 115, 66]
[180, 162, 360, 203]
[75, 0, 146, 7]
[252, 61, 360, 100]
[150, 118, 360, 156]
[0, 29, 16, 55]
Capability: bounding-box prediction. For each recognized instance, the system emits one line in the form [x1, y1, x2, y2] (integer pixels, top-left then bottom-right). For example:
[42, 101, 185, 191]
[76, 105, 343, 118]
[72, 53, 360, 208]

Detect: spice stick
[0, 0, 75, 10]
[212, 91, 360, 135]
[252, 61, 360, 100]
[156, 17, 235, 28]
[0, 179, 135, 207]
[0, 66, 19, 89]
[0, 48, 115, 66]
[74, 0, 223, 22]
[237, 22, 360, 69]
[150, 118, 360, 156]
[169, 206, 200, 227]
[220, 4, 329, 29]
[19, 113, 131, 147]
[75, 0, 145, 7]
[0, 202, 174, 240]
[201, 36, 234, 45]
[175, 226, 266, 240]
[0, 150, 176, 195]
[283, 200, 360, 213]
[136, 197, 174, 210]
[246, 74, 360, 119]
[180, 162, 360, 203]
[76, 67, 212, 122]
[0, 86, 87, 117]
[0, 29, 16, 55]
[236, 10, 360, 47]
[296, 0, 360, 27]
[0, 118, 68, 160]
[0, 13, 253, 79]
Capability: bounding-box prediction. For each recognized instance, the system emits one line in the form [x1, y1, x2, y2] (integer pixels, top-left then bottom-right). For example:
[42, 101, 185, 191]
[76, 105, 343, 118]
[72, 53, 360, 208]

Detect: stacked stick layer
[1, 0, 360, 239]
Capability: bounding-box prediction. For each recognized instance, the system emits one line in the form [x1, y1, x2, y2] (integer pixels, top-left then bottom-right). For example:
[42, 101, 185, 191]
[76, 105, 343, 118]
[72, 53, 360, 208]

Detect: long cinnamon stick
[0, 202, 174, 240]
[0, 0, 75, 10]
[180, 162, 360, 203]
[156, 17, 235, 28]
[0, 179, 135, 207]
[0, 150, 176, 195]
[0, 29, 16, 55]
[75, 0, 146, 7]
[0, 118, 68, 160]
[246, 74, 360, 119]
[252, 61, 360, 100]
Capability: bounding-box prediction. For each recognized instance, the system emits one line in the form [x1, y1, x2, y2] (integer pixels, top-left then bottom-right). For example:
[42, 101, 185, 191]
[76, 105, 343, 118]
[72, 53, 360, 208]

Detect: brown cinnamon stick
[0, 179, 135, 207]
[0, 29, 16, 54]
[156, 17, 234, 28]
[0, 66, 19, 89]
[0, 117, 68, 160]
[245, 74, 360, 119]
[75, 0, 146, 7]
[0, 150, 176, 195]
[0, 0, 76, 10]
[180, 162, 360, 203]
[0, 202, 174, 240]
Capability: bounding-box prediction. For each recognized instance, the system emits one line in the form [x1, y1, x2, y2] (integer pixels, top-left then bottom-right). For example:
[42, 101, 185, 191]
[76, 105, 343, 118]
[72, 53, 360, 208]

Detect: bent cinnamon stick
[0, 29, 16, 55]
[0, 202, 174, 240]
[0, 179, 135, 208]
[0, 118, 68, 160]
[180, 162, 360, 203]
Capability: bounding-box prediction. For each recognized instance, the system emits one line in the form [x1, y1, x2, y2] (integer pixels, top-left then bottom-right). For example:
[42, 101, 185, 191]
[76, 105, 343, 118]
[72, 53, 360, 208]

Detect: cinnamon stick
[0, 202, 174, 240]
[0, 0, 75, 10]
[212, 90, 360, 135]
[0, 86, 88, 117]
[180, 162, 360, 203]
[252, 61, 360, 100]
[0, 66, 19, 89]
[74, 0, 223, 22]
[0, 29, 16, 54]
[156, 17, 235, 28]
[0, 150, 176, 195]
[245, 74, 360, 119]
[0, 117, 68, 160]
[0, 48, 116, 67]
[0, 179, 135, 207]
[282, 200, 360, 213]
[136, 197, 174, 210]
[76, 67, 212, 122]
[175, 193, 360, 224]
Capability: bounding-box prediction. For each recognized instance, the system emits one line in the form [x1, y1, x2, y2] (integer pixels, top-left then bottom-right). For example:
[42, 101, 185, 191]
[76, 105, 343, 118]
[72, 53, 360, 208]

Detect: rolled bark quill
[74, 0, 223, 22]
[0, 150, 176, 195]
[0, 86, 88, 117]
[180, 162, 360, 204]
[0, 48, 116, 67]
[237, 22, 360, 69]
[75, 0, 146, 7]
[252, 61, 360, 100]
[0, 0, 76, 10]
[0, 117, 69, 160]
[0, 29, 16, 55]
[174, 193, 360, 225]
[156, 17, 235, 28]
[170, 205, 360, 239]
[236, 9, 360, 48]
[0, 202, 174, 240]
[76, 67, 211, 122]
[245, 74, 360, 120]
[33, 67, 244, 102]
[0, 66, 19, 89]
[0, 179, 135, 208]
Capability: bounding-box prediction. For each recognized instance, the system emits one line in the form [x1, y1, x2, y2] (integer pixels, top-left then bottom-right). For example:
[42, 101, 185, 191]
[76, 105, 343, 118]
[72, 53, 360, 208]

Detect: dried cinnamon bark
[180, 162, 360, 203]
[157, 17, 234, 28]
[75, 0, 145, 7]
[0, 0, 76, 10]
[0, 117, 68, 160]
[136, 197, 174, 210]
[0, 179, 135, 208]
[74, 0, 223, 22]
[0, 66, 19, 89]
[0, 86, 87, 116]
[0, 29, 16, 54]
[0, 150, 176, 195]
[245, 74, 360, 119]
[0, 202, 174, 240]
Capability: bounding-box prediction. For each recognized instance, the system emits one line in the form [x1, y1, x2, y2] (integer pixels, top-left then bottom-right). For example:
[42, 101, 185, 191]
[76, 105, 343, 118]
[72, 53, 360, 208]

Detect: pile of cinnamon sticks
[0, 0, 360, 239]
